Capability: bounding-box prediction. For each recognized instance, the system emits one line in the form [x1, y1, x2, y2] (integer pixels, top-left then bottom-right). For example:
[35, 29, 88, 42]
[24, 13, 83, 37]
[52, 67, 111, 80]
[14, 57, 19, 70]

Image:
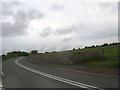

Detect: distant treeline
[84, 42, 120, 49]
[2, 51, 29, 60]
[44, 42, 120, 54]
[2, 42, 119, 61]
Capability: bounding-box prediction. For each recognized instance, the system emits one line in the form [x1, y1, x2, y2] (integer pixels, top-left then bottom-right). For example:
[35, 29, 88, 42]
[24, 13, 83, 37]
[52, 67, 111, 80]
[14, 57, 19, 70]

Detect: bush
[30, 50, 38, 55]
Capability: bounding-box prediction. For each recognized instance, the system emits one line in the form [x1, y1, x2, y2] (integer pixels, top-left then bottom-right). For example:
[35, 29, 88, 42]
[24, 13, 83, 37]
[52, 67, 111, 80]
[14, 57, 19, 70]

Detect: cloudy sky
[0, 0, 118, 54]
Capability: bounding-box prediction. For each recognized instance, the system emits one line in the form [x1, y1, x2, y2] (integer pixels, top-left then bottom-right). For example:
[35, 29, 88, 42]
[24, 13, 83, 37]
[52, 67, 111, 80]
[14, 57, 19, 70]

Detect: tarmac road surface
[2, 57, 118, 89]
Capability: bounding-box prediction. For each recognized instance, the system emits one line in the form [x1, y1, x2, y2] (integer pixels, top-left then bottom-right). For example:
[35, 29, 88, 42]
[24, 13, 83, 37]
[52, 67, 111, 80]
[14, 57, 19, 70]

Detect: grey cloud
[82, 29, 117, 40]
[2, 9, 44, 37]
[1, 2, 118, 54]
[55, 25, 78, 35]
[14, 9, 43, 21]
[28, 9, 44, 20]
[43, 46, 58, 52]
[2, 2, 20, 9]
[63, 37, 72, 42]
[2, 12, 28, 37]
[99, 2, 117, 14]
[50, 4, 65, 11]
[1, 1, 44, 37]
[99, 2, 115, 8]
[1, 2, 20, 16]
[56, 28, 73, 35]
[76, 23, 117, 40]
[39, 27, 52, 37]
[14, 11, 28, 22]
[2, 10, 14, 16]
[2, 21, 27, 37]
[55, 21, 117, 41]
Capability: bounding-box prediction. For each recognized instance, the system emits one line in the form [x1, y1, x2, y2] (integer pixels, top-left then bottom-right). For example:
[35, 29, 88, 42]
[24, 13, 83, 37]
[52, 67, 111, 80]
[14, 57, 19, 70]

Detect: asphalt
[2, 57, 118, 88]
[2, 57, 77, 88]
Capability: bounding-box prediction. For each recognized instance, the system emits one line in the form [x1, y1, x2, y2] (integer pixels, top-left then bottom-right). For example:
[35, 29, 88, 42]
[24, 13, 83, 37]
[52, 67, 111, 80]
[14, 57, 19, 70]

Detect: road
[2, 57, 118, 89]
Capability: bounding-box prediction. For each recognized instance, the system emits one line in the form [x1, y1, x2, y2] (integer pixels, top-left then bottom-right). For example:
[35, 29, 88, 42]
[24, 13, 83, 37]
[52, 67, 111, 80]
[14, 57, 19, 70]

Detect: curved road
[2, 57, 118, 89]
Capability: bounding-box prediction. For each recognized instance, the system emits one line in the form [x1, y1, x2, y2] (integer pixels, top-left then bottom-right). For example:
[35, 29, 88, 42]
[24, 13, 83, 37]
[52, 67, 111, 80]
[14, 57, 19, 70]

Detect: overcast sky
[0, 0, 118, 54]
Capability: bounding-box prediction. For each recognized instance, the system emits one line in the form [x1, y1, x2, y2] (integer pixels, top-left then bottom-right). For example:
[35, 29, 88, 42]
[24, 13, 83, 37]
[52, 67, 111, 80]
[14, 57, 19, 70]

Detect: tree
[91, 45, 95, 48]
[73, 48, 75, 50]
[30, 50, 38, 55]
[45, 52, 49, 54]
[102, 43, 108, 46]
[20, 52, 29, 56]
[2, 54, 5, 57]
[96, 45, 99, 47]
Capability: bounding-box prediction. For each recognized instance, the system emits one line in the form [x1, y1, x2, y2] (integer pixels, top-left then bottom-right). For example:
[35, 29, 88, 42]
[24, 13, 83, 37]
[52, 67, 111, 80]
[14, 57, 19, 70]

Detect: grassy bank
[2, 55, 18, 62]
[75, 45, 119, 68]
[28, 44, 119, 68]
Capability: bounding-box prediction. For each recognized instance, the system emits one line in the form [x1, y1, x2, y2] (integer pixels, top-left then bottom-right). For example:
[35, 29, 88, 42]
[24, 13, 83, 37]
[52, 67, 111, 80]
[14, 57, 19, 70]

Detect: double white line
[15, 57, 104, 90]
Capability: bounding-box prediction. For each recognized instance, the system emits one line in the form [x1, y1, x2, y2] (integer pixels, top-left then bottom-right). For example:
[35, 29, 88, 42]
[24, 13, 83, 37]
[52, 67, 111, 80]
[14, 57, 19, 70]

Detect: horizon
[1, 41, 119, 55]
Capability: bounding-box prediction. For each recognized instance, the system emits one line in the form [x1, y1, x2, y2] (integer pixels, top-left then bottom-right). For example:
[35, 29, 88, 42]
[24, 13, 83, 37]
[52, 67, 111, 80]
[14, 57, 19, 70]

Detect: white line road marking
[15, 57, 104, 90]
[1, 72, 4, 78]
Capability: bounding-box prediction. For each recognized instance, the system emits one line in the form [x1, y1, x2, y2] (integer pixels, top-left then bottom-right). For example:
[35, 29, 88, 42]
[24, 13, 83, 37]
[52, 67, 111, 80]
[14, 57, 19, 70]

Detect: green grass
[45, 44, 119, 68]
[73, 45, 119, 68]
[67, 44, 118, 58]
[2, 55, 18, 62]
[69, 45, 118, 57]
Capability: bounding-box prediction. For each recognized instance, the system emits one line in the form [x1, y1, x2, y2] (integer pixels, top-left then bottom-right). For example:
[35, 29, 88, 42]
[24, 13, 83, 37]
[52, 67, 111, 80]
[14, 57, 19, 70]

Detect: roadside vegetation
[27, 42, 119, 69]
[2, 42, 119, 68]
[2, 51, 29, 61]
[69, 43, 119, 68]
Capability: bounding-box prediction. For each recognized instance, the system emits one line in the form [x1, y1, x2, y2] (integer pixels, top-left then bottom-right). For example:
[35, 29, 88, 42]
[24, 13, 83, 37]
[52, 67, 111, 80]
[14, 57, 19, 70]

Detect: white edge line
[15, 57, 104, 90]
